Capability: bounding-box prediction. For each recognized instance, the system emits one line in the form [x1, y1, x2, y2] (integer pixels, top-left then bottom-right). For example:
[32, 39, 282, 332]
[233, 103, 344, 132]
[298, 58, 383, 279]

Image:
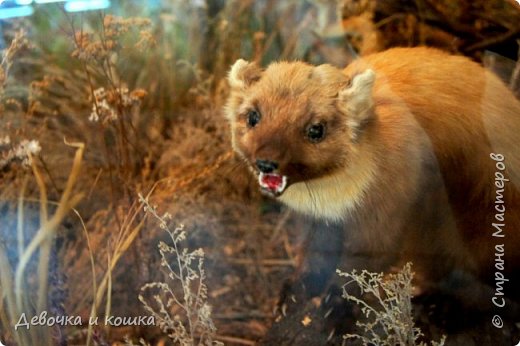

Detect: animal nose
[256, 159, 278, 173]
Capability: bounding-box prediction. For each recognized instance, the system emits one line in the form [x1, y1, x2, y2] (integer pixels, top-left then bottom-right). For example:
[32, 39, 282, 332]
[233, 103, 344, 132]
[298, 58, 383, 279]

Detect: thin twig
[465, 28, 520, 53]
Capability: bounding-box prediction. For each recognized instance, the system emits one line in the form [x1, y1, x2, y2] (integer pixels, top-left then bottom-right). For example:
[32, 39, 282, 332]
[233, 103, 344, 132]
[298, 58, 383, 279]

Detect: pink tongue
[261, 174, 283, 191]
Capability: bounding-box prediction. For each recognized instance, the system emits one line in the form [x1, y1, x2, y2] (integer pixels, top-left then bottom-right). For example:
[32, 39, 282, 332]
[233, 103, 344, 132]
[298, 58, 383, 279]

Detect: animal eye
[247, 109, 261, 128]
[306, 123, 326, 143]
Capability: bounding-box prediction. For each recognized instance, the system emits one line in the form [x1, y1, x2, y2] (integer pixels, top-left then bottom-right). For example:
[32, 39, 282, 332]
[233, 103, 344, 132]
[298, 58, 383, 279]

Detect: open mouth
[258, 172, 287, 197]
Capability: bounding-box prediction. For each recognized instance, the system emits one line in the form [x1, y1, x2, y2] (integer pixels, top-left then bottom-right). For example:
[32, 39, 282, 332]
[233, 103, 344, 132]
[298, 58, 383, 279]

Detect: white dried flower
[88, 109, 100, 122]
[93, 87, 106, 101]
[25, 140, 41, 155]
[89, 99, 118, 123]
[1, 138, 41, 169]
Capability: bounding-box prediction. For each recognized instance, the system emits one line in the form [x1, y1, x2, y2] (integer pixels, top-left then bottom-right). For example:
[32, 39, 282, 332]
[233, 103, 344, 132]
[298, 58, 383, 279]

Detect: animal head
[225, 59, 376, 198]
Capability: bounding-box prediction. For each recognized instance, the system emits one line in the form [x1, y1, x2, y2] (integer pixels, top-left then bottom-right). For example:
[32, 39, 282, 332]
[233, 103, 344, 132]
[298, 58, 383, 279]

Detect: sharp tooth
[277, 175, 287, 193]
[258, 172, 266, 188]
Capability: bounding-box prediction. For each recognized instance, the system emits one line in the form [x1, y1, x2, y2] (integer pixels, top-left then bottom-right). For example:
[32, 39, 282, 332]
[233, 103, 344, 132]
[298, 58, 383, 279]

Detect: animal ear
[311, 64, 341, 83]
[338, 69, 376, 130]
[228, 59, 263, 90]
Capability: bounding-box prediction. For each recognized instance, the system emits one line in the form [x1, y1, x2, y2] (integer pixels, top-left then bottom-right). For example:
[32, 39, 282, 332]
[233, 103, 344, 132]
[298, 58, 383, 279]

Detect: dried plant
[0, 137, 41, 171]
[0, 30, 40, 173]
[124, 335, 150, 346]
[137, 194, 222, 346]
[69, 14, 153, 191]
[0, 29, 30, 99]
[0, 140, 84, 346]
[337, 263, 446, 346]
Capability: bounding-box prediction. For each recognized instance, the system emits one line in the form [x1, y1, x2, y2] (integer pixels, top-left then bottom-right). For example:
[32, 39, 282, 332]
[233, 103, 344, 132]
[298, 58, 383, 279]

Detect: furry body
[225, 47, 520, 287]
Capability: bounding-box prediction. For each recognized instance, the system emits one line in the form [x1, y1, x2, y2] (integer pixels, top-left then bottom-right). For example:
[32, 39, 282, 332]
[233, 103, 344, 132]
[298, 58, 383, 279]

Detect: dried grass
[338, 264, 446, 346]
[0, 140, 84, 346]
[137, 194, 222, 346]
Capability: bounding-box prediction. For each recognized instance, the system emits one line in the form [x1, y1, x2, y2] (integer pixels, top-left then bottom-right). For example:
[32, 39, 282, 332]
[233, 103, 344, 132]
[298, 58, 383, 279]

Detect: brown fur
[225, 47, 520, 285]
